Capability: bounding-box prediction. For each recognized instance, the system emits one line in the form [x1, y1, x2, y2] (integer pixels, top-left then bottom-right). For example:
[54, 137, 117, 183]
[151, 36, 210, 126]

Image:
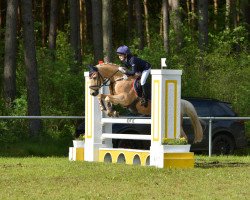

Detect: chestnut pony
[88, 63, 203, 143]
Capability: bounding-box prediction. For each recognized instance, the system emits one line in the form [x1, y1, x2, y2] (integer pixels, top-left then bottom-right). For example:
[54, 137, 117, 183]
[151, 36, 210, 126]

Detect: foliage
[75, 134, 85, 141]
[134, 25, 250, 116]
[162, 137, 188, 145]
[37, 31, 84, 116]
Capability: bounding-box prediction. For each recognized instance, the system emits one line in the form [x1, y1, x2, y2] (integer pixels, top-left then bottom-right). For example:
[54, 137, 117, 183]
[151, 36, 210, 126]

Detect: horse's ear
[88, 65, 98, 76]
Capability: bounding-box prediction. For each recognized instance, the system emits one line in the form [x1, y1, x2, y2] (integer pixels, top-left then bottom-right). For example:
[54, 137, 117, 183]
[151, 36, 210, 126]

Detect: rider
[116, 45, 151, 107]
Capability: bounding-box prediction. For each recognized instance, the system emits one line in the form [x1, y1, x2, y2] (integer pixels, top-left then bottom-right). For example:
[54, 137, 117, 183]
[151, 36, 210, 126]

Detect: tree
[102, 0, 112, 62]
[0, 0, 2, 34]
[241, 0, 250, 38]
[135, 0, 144, 50]
[198, 0, 208, 50]
[143, 0, 150, 47]
[41, 0, 47, 46]
[127, 0, 133, 42]
[85, 0, 93, 45]
[80, 0, 85, 47]
[92, 0, 103, 63]
[70, 0, 81, 67]
[21, 0, 42, 137]
[4, 0, 18, 106]
[162, 0, 170, 53]
[48, 0, 58, 61]
[214, 0, 218, 29]
[171, 0, 182, 50]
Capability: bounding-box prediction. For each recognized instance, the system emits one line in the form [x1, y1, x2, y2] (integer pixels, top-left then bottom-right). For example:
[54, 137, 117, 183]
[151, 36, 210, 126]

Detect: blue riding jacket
[122, 55, 151, 76]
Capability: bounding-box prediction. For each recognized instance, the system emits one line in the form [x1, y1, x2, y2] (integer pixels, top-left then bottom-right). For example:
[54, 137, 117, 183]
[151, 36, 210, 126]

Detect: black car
[76, 98, 247, 155]
[182, 97, 247, 154]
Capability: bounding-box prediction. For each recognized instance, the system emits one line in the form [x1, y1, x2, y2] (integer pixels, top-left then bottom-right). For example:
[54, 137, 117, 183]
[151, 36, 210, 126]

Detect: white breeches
[140, 69, 151, 85]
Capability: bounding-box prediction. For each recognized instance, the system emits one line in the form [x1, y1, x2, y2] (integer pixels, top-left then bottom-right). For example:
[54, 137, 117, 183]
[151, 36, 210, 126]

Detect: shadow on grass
[195, 161, 250, 168]
[0, 138, 72, 157]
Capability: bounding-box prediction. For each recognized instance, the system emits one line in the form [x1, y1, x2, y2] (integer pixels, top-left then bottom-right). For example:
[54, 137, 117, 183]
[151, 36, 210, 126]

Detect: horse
[88, 63, 203, 143]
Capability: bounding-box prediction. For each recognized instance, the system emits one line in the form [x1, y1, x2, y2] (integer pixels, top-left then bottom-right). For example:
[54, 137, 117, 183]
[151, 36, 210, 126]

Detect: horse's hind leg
[106, 102, 118, 117]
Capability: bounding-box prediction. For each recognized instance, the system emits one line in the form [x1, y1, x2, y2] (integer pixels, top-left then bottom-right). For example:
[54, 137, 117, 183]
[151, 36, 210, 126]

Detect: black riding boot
[141, 85, 148, 107]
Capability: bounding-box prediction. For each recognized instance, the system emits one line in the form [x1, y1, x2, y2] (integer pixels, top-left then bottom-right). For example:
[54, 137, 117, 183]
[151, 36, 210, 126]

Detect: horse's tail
[181, 99, 203, 143]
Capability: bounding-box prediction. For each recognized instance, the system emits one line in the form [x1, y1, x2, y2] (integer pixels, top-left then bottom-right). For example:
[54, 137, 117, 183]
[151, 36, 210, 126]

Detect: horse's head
[88, 65, 103, 96]
[88, 63, 122, 96]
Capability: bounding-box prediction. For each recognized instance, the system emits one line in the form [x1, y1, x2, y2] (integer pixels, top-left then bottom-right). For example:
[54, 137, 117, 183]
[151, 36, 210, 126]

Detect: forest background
[0, 0, 249, 156]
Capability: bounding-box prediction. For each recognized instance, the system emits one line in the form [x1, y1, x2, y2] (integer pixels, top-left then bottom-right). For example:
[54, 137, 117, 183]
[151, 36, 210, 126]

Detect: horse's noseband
[89, 72, 103, 91]
[89, 69, 120, 91]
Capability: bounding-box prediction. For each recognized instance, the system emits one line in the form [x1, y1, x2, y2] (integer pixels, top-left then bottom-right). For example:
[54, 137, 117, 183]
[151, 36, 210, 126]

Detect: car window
[220, 103, 237, 117]
[190, 101, 210, 117]
[212, 103, 236, 117]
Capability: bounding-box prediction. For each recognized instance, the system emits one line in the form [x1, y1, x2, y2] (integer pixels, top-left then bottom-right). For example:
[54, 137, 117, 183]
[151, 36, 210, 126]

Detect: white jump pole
[84, 72, 103, 161]
[84, 72, 113, 161]
[150, 69, 182, 168]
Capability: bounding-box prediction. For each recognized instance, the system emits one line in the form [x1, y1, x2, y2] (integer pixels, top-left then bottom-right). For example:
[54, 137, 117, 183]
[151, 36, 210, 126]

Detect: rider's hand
[123, 75, 128, 80]
[118, 67, 126, 73]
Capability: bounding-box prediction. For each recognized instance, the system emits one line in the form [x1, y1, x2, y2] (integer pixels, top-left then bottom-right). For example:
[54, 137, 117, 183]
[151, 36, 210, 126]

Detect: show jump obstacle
[69, 69, 194, 168]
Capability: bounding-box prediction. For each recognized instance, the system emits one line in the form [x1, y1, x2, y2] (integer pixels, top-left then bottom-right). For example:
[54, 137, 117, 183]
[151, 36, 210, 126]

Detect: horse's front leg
[97, 94, 115, 117]
[97, 94, 106, 111]
[104, 93, 133, 117]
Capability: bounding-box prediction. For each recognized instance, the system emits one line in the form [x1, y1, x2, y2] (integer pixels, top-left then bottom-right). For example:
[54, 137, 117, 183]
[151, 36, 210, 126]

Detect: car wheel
[118, 139, 138, 149]
[117, 139, 150, 150]
[212, 134, 235, 155]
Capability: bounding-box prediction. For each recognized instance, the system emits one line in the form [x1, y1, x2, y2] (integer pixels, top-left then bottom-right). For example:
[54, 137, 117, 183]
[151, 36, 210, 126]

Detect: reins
[89, 69, 120, 90]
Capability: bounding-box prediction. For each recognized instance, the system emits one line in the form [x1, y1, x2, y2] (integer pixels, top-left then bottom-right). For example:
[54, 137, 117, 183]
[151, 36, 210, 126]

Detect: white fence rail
[0, 116, 249, 157]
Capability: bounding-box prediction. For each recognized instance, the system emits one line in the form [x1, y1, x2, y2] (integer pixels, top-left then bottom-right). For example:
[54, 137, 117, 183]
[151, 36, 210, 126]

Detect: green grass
[0, 156, 249, 200]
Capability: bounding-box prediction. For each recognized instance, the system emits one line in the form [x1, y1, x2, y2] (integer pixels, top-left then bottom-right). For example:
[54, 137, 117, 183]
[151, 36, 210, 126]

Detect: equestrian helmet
[116, 45, 131, 55]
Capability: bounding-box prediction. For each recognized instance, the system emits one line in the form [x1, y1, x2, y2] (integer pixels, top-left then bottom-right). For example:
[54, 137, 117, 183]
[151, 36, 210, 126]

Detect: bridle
[89, 69, 120, 91]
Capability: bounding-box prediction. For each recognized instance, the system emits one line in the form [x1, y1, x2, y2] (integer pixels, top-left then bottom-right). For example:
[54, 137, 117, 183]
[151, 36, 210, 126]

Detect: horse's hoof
[107, 112, 112, 117]
[101, 107, 106, 111]
[113, 111, 119, 117]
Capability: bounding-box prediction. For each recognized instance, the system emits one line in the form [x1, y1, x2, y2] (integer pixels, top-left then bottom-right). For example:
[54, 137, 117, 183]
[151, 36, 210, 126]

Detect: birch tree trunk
[143, 0, 150, 47]
[214, 0, 218, 29]
[225, 0, 230, 29]
[162, 0, 169, 53]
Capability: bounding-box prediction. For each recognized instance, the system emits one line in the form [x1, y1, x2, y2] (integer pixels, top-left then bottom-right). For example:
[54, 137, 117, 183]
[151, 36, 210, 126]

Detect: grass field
[0, 156, 249, 200]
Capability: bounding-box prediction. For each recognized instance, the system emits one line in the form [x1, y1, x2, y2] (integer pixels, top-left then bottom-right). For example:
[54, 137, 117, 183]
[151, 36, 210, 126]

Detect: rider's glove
[118, 67, 127, 74]
[123, 75, 128, 80]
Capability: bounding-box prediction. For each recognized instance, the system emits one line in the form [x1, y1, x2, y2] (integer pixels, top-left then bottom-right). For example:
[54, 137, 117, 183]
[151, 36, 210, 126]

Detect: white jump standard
[69, 69, 194, 168]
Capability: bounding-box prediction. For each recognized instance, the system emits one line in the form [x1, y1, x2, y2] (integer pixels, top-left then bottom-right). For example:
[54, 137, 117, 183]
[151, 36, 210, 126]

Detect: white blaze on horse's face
[89, 72, 100, 96]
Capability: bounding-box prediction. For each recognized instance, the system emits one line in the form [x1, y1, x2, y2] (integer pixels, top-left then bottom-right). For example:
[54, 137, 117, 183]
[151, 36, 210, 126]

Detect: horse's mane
[97, 62, 120, 69]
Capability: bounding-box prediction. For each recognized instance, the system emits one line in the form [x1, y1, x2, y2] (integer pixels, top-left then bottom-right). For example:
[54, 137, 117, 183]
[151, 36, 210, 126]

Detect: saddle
[133, 78, 151, 100]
